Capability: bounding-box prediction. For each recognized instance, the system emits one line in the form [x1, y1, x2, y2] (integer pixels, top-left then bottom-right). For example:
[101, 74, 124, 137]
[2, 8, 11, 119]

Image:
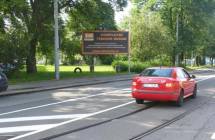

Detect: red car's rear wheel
[175, 90, 184, 107]
[135, 99, 144, 104]
[191, 85, 197, 99]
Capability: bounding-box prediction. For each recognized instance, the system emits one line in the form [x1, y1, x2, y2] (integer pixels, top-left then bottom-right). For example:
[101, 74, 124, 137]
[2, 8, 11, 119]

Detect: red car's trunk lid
[135, 76, 171, 84]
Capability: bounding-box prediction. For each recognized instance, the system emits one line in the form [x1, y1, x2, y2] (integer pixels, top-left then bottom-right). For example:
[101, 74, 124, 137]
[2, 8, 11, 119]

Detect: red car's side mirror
[191, 75, 196, 79]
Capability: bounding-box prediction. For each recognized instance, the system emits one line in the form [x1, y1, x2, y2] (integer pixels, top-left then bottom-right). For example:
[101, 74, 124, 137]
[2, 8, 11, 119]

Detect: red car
[132, 67, 197, 106]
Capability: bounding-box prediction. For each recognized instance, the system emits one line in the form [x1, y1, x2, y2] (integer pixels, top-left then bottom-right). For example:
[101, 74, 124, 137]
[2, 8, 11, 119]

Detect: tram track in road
[37, 99, 202, 140]
[129, 103, 205, 140]
[40, 102, 157, 140]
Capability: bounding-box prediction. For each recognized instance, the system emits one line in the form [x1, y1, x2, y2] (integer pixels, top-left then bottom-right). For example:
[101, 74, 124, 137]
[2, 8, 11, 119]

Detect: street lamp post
[54, 0, 60, 80]
[175, 13, 179, 66]
[128, 18, 131, 74]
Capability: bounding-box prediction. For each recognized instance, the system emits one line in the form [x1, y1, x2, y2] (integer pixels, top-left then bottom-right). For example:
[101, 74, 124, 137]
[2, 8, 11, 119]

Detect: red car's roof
[147, 67, 182, 70]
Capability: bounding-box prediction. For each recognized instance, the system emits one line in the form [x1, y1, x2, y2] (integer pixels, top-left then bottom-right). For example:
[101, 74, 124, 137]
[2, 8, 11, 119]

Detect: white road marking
[196, 75, 215, 83]
[9, 101, 135, 140]
[0, 124, 56, 133]
[0, 88, 130, 116]
[0, 114, 89, 123]
[211, 133, 215, 139]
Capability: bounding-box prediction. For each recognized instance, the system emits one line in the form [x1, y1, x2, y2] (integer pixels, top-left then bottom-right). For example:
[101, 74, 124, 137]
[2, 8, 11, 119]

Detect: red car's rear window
[140, 68, 173, 77]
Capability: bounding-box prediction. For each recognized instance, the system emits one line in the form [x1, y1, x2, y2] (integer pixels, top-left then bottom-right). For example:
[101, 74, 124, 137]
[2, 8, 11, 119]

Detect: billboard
[82, 31, 129, 55]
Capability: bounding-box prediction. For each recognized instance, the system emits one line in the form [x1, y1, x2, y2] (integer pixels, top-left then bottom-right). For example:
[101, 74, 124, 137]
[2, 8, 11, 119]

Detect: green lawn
[37, 65, 115, 72]
[9, 65, 118, 84]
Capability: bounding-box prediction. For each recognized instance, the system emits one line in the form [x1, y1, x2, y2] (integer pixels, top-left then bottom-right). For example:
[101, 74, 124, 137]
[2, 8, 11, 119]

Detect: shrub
[112, 61, 129, 72]
[112, 61, 150, 73]
[149, 55, 172, 66]
[131, 62, 150, 73]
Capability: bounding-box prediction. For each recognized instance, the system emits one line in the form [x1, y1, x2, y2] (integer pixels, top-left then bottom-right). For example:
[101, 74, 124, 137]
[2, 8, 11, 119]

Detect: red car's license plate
[143, 84, 159, 88]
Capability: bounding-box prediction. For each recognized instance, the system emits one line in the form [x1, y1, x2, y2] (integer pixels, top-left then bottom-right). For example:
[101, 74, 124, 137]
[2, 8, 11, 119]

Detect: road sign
[82, 31, 129, 55]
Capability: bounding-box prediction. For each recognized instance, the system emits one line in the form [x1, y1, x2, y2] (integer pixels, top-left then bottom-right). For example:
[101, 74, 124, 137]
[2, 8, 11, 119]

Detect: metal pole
[175, 13, 179, 66]
[54, 0, 60, 80]
[128, 18, 131, 74]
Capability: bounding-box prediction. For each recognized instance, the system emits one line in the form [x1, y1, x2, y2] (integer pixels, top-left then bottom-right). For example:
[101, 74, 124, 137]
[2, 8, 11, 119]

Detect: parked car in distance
[0, 71, 8, 92]
[131, 67, 197, 106]
[0, 63, 16, 74]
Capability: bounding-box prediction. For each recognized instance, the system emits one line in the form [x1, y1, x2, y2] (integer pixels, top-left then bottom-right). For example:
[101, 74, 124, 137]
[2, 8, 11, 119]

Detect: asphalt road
[0, 72, 215, 140]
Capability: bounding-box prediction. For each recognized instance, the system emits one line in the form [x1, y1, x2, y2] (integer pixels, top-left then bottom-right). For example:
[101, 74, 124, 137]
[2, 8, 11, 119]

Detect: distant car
[131, 67, 197, 106]
[0, 71, 8, 92]
[0, 63, 16, 74]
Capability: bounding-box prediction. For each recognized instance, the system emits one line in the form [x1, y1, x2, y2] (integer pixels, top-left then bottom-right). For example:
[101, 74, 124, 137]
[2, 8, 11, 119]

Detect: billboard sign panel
[82, 31, 129, 55]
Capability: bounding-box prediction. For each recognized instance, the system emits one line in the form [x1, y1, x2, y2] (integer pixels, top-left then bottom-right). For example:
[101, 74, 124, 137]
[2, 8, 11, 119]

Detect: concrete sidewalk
[0, 74, 134, 96]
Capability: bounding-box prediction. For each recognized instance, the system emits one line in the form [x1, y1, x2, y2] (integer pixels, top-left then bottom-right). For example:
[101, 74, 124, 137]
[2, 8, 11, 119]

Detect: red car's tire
[191, 85, 197, 99]
[175, 90, 184, 107]
[135, 99, 144, 104]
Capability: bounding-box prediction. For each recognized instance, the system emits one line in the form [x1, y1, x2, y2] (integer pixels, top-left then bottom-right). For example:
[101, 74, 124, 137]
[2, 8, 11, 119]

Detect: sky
[115, 1, 132, 24]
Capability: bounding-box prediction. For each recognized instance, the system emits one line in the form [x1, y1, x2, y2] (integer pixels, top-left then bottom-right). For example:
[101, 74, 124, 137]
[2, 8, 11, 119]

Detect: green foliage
[126, 8, 173, 63]
[112, 60, 129, 72]
[0, 29, 27, 76]
[112, 55, 172, 73]
[64, 0, 118, 66]
[148, 55, 172, 66]
[61, 37, 81, 65]
[159, 0, 215, 64]
[0, 0, 126, 75]
[118, 0, 215, 67]
[131, 62, 150, 73]
[67, 0, 117, 35]
[99, 56, 115, 65]
[112, 60, 150, 73]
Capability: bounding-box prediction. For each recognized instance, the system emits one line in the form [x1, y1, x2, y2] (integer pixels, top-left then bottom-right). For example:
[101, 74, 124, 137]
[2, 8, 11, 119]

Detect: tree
[120, 1, 173, 65]
[63, 0, 117, 65]
[160, 0, 215, 65]
[0, 0, 128, 74]
[0, 0, 28, 74]
[205, 13, 215, 66]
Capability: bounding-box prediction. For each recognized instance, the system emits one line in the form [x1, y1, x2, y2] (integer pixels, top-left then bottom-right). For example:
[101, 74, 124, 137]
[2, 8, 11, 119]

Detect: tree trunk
[210, 57, 214, 66]
[212, 58, 214, 66]
[26, 37, 37, 73]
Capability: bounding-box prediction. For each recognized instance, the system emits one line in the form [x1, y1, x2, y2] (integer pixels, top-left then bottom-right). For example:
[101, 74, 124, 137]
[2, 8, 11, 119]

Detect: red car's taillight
[132, 81, 137, 91]
[165, 83, 174, 88]
[132, 81, 137, 86]
[165, 82, 175, 88]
